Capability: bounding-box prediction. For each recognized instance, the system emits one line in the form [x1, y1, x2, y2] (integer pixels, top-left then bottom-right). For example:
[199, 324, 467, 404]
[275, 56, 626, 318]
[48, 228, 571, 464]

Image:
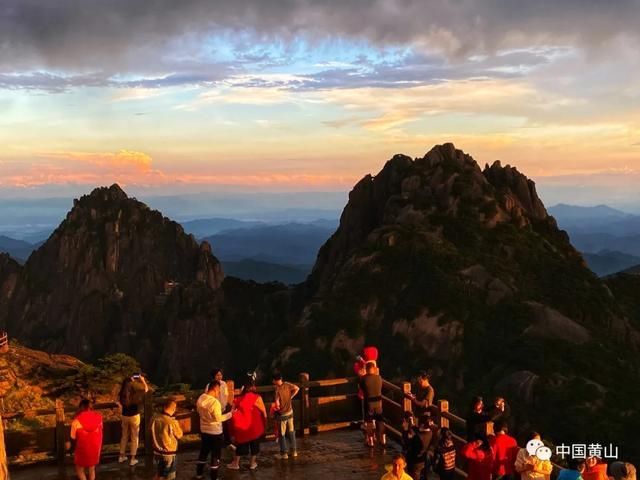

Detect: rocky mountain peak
[1, 185, 224, 364]
[482, 159, 548, 221]
[309, 143, 554, 291]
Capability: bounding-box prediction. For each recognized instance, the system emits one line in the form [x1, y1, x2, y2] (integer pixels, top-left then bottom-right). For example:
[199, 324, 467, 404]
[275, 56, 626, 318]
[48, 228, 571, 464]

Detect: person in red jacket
[462, 435, 495, 480]
[227, 375, 267, 471]
[490, 420, 519, 480]
[69, 399, 103, 480]
[583, 457, 608, 480]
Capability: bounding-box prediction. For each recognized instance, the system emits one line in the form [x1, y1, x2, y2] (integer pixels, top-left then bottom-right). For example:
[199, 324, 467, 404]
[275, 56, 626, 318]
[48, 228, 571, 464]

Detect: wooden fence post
[226, 380, 234, 407]
[55, 399, 66, 464]
[438, 399, 450, 429]
[402, 382, 412, 414]
[144, 391, 154, 457]
[485, 421, 494, 437]
[0, 412, 7, 480]
[298, 373, 309, 436]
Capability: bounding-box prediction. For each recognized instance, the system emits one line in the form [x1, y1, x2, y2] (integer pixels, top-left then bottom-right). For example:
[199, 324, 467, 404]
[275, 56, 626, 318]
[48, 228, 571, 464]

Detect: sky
[1, 0, 639, 206]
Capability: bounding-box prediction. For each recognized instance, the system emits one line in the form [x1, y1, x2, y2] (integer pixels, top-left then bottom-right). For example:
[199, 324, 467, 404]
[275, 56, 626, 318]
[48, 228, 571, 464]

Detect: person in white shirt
[196, 381, 233, 479]
[204, 369, 228, 412]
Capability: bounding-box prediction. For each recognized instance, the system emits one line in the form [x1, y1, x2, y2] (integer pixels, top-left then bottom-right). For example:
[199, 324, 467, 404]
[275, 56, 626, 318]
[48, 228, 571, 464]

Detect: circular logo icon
[526, 439, 544, 456]
[536, 446, 552, 461]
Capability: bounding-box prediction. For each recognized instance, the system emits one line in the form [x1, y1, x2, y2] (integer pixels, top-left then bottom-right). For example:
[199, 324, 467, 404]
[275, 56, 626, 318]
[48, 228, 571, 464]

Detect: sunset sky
[1, 1, 639, 205]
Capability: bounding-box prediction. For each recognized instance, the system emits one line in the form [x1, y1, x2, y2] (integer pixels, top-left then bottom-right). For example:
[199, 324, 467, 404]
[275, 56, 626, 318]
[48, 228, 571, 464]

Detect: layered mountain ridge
[1, 144, 640, 460]
[0, 185, 282, 382]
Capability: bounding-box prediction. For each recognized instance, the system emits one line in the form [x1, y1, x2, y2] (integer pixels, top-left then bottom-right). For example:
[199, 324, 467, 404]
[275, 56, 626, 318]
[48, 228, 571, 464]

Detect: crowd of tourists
[62, 347, 637, 480]
[353, 347, 636, 480]
[64, 368, 300, 480]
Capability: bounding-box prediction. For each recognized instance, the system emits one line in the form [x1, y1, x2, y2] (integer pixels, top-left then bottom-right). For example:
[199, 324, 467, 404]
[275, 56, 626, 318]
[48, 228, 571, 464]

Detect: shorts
[236, 439, 260, 456]
[155, 454, 177, 480]
[365, 402, 383, 421]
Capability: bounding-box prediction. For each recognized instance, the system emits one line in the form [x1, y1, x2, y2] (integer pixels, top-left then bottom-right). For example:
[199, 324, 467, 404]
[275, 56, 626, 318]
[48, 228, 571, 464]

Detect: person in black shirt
[406, 414, 437, 480]
[359, 362, 386, 447]
[118, 374, 149, 466]
[407, 371, 435, 421]
[466, 396, 490, 439]
[486, 396, 511, 429]
[434, 428, 457, 480]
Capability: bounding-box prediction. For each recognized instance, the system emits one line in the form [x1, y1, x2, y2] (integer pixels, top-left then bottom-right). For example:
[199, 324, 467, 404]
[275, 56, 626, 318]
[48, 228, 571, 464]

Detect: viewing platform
[11, 428, 398, 479]
[1, 372, 560, 479]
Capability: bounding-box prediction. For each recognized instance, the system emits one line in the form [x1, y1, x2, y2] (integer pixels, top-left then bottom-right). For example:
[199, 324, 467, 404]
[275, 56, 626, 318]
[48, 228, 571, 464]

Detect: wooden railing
[0, 373, 563, 479]
[0, 332, 8, 354]
[0, 373, 381, 465]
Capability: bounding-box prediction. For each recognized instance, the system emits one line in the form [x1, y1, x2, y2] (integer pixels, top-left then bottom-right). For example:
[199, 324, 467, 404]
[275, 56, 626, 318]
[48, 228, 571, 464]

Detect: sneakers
[129, 458, 138, 467]
[118, 455, 127, 464]
[227, 462, 240, 470]
[249, 461, 258, 470]
[276, 453, 289, 459]
[291, 451, 298, 458]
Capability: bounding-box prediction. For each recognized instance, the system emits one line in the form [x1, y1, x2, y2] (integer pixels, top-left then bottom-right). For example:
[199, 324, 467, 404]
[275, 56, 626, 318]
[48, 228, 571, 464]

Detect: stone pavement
[10, 429, 401, 480]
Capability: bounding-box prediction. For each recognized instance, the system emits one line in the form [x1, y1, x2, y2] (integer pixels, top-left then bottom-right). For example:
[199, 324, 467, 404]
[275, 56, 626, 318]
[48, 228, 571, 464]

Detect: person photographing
[118, 373, 149, 466]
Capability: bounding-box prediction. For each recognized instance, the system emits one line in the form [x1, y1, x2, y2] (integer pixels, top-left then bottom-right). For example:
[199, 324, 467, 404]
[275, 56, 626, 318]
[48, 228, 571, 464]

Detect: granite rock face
[0, 185, 228, 381]
[275, 144, 640, 458]
[2, 146, 640, 462]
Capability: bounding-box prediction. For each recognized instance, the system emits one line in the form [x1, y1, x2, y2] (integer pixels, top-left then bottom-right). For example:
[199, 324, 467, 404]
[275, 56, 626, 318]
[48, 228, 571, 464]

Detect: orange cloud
[41, 150, 154, 172]
[0, 149, 359, 190]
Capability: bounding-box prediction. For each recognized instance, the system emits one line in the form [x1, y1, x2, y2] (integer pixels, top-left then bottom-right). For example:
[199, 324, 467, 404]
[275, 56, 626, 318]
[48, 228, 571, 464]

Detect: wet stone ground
[11, 429, 401, 480]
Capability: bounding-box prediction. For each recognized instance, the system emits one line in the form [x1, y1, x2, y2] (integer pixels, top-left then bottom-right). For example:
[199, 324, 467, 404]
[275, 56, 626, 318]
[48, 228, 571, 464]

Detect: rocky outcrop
[523, 302, 591, 344]
[483, 160, 548, 222]
[271, 143, 640, 458]
[0, 343, 84, 411]
[308, 144, 556, 296]
[0, 185, 227, 382]
[0, 254, 21, 315]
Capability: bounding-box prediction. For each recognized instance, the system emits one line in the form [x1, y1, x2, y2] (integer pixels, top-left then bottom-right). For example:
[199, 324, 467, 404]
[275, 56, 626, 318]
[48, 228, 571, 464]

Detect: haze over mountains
[2, 144, 639, 463]
[548, 204, 640, 275]
[4, 198, 640, 280]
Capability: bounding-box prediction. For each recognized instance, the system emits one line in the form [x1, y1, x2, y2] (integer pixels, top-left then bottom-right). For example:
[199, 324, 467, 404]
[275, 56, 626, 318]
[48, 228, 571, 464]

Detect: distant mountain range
[2, 144, 640, 463]
[203, 222, 335, 266]
[582, 250, 640, 277]
[548, 204, 640, 276]
[0, 218, 337, 283]
[221, 259, 311, 285]
[181, 217, 338, 240]
[621, 264, 640, 275]
[0, 236, 38, 263]
[0, 191, 344, 241]
[5, 201, 640, 281]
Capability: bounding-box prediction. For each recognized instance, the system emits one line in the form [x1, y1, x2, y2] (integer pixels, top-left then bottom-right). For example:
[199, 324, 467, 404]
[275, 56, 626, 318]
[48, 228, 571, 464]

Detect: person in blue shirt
[558, 459, 586, 480]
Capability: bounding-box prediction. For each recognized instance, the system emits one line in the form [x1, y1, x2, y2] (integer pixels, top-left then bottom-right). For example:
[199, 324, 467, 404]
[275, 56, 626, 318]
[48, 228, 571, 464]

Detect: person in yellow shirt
[381, 454, 414, 480]
[515, 432, 554, 480]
